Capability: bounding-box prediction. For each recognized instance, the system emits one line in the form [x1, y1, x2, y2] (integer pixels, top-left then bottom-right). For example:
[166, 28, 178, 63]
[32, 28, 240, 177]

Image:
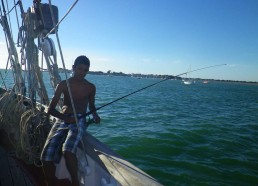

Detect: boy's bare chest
[64, 83, 91, 98]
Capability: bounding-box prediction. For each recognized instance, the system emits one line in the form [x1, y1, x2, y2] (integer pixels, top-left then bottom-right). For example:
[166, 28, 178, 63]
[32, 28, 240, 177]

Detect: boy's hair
[74, 55, 90, 67]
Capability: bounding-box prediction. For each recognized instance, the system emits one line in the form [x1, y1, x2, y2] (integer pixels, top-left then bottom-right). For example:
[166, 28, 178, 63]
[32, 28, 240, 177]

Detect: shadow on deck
[0, 130, 71, 186]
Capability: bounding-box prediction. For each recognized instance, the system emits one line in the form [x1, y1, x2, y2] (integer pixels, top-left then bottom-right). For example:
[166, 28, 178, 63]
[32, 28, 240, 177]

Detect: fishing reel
[86, 116, 98, 126]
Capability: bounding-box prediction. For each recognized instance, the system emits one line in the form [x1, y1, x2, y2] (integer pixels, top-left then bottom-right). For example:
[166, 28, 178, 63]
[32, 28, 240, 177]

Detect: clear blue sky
[1, 0, 258, 82]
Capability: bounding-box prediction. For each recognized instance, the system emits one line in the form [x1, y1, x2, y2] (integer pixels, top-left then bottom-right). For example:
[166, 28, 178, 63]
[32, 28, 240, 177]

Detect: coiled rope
[0, 90, 53, 165]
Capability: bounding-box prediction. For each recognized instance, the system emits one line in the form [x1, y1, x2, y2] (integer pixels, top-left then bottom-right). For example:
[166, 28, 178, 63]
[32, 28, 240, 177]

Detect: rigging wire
[47, 0, 79, 124]
[44, 0, 79, 39]
[13, 0, 20, 31]
[4, 0, 14, 41]
[5, 0, 19, 15]
[1, 0, 25, 95]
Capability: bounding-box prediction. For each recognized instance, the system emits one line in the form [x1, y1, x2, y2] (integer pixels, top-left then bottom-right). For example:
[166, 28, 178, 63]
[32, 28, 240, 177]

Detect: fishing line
[80, 63, 226, 119]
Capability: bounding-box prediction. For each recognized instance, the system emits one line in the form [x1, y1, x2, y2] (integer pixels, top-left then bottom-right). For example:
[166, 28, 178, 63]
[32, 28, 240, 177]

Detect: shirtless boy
[41, 55, 100, 186]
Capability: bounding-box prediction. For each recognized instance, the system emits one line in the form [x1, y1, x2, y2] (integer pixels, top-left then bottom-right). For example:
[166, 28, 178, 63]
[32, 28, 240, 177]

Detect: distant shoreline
[1, 68, 257, 84]
[86, 71, 258, 85]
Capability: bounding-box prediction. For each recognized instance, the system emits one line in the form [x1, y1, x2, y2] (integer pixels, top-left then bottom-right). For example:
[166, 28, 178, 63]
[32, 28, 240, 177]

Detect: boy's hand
[93, 114, 101, 124]
[64, 116, 77, 124]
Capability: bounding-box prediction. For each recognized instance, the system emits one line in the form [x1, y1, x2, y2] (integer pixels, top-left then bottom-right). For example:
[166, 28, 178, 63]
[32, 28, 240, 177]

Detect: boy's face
[73, 64, 89, 80]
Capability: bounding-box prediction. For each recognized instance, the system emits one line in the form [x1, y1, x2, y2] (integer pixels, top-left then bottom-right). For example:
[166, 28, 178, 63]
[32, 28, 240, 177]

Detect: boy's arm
[47, 82, 67, 120]
[88, 84, 100, 123]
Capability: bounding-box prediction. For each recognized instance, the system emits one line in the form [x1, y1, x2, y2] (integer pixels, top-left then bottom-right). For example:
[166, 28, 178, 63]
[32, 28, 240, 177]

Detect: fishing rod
[80, 63, 227, 119]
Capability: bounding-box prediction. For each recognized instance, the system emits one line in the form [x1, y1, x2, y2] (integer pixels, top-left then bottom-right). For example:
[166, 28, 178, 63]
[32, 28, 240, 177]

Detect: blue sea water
[1, 71, 258, 185]
[86, 75, 258, 186]
[88, 75, 258, 185]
